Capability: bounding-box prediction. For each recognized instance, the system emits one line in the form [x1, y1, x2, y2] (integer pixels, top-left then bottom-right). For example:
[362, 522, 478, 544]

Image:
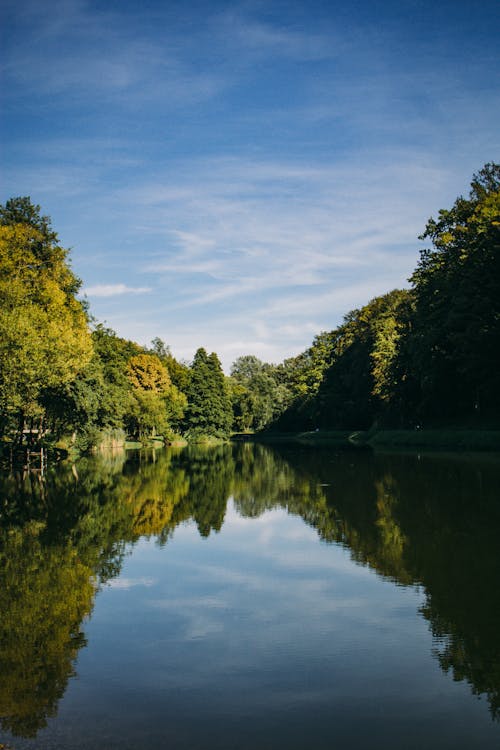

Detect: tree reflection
[0, 448, 190, 738]
[172, 445, 234, 537]
[264, 446, 500, 721]
[1, 443, 500, 736]
[0, 525, 94, 737]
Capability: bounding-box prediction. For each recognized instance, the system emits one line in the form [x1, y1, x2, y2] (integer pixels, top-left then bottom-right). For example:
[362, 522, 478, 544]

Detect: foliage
[125, 353, 186, 441]
[283, 331, 336, 399]
[396, 162, 500, 423]
[0, 525, 95, 737]
[0, 205, 92, 436]
[1, 164, 498, 446]
[185, 348, 232, 439]
[311, 290, 410, 429]
[0, 197, 59, 250]
[150, 337, 191, 393]
[229, 355, 292, 432]
[273, 163, 500, 431]
[127, 353, 171, 392]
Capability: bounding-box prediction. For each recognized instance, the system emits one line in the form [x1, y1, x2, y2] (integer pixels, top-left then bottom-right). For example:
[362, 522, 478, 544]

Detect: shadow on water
[0, 442, 499, 739]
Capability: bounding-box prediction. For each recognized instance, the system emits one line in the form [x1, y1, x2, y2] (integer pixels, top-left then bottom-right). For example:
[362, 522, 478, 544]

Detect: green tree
[271, 332, 336, 431]
[39, 354, 107, 450]
[396, 163, 500, 423]
[230, 356, 292, 431]
[227, 378, 254, 432]
[150, 337, 191, 393]
[91, 325, 141, 432]
[311, 290, 408, 429]
[0, 196, 58, 250]
[283, 331, 336, 399]
[0, 205, 92, 439]
[185, 348, 232, 439]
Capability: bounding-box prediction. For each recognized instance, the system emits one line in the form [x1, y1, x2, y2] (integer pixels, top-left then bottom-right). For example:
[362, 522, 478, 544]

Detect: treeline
[0, 196, 235, 448]
[0, 196, 297, 448]
[274, 162, 500, 431]
[1, 163, 498, 449]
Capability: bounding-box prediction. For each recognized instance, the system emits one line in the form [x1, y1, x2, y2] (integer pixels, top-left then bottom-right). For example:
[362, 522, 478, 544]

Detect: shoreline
[234, 429, 500, 452]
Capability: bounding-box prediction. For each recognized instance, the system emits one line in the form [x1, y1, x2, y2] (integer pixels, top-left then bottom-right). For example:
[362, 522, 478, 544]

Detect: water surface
[1, 444, 499, 749]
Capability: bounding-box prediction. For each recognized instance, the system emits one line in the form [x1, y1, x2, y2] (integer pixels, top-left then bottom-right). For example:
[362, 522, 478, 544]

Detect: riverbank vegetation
[1, 163, 499, 453]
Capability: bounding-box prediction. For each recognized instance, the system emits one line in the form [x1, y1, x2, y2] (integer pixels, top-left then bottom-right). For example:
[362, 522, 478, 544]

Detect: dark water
[1, 443, 500, 749]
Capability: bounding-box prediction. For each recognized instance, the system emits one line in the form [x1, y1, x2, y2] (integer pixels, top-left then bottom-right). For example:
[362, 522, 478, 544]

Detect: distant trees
[70, 329, 188, 446]
[272, 331, 337, 430]
[229, 355, 291, 431]
[150, 337, 190, 393]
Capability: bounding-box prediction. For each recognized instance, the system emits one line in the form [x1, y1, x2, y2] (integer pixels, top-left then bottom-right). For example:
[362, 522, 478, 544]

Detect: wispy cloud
[82, 284, 152, 297]
[214, 12, 342, 62]
[106, 576, 157, 589]
[84, 154, 461, 366]
[127, 155, 439, 298]
[2, 0, 227, 107]
[2, 0, 498, 369]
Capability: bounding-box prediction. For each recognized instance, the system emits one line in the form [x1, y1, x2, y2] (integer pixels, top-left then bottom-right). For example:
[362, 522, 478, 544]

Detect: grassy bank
[363, 429, 500, 451]
[233, 430, 357, 446]
[238, 429, 500, 451]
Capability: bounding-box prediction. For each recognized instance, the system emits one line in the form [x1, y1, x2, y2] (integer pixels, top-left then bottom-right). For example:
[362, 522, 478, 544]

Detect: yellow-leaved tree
[0, 198, 93, 438]
[126, 353, 186, 440]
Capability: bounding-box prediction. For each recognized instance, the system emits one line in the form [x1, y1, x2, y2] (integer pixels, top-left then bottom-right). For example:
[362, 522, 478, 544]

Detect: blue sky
[1, 0, 499, 370]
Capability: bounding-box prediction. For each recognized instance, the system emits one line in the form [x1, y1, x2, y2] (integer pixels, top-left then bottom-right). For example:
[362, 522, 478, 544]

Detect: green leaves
[405, 163, 500, 422]
[0, 221, 92, 426]
[275, 163, 500, 431]
[185, 348, 232, 439]
[2, 165, 498, 447]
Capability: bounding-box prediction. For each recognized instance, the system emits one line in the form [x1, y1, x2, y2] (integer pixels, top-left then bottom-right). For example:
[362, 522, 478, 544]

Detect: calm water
[1, 443, 500, 749]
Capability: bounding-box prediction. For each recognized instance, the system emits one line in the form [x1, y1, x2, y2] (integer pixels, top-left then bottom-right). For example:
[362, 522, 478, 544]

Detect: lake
[1, 442, 499, 749]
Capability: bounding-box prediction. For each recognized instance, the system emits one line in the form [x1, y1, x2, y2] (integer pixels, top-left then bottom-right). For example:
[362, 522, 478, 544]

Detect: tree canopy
[0, 209, 92, 432]
[184, 348, 232, 439]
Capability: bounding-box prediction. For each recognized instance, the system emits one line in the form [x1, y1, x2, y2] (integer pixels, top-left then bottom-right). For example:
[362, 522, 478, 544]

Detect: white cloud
[82, 284, 152, 297]
[106, 576, 157, 589]
[122, 154, 433, 303]
[63, 150, 475, 369]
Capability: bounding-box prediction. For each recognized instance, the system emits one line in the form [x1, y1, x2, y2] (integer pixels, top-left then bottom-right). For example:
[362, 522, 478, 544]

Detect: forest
[0, 163, 499, 452]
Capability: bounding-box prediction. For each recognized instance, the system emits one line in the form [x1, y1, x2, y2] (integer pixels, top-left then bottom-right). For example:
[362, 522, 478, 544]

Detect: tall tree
[185, 348, 232, 438]
[0, 200, 92, 438]
[312, 291, 409, 429]
[397, 163, 500, 423]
